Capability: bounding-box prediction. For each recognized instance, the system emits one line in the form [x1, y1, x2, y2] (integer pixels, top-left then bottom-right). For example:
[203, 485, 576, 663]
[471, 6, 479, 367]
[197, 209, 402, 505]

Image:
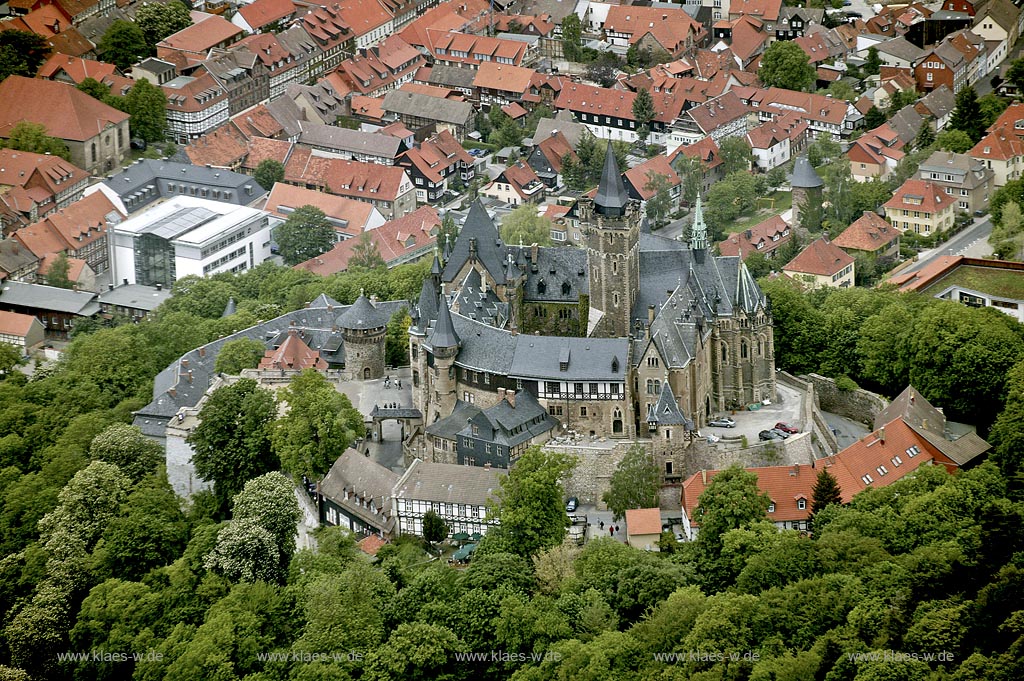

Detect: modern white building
[110, 196, 276, 287]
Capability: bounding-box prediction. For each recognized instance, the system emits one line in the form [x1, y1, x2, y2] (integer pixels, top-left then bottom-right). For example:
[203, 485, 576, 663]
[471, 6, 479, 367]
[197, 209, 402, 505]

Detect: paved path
[898, 217, 993, 277]
[821, 411, 871, 452]
[335, 367, 414, 473]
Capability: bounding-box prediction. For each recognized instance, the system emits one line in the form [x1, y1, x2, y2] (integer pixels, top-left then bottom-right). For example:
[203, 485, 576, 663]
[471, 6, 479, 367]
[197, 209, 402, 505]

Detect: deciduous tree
[602, 444, 659, 522]
[125, 78, 167, 142]
[349, 232, 386, 270]
[214, 337, 267, 375]
[44, 252, 72, 289]
[500, 203, 553, 246]
[422, 510, 448, 548]
[2, 122, 70, 160]
[136, 0, 192, 48]
[719, 137, 753, 174]
[0, 30, 50, 80]
[275, 205, 335, 266]
[864, 106, 886, 129]
[88, 423, 163, 483]
[758, 41, 816, 92]
[935, 128, 974, 153]
[98, 20, 149, 71]
[254, 159, 285, 190]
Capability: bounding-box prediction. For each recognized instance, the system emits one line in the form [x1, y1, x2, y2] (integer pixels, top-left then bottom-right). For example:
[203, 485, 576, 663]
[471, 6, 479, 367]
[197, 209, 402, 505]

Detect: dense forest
[0, 263, 1023, 681]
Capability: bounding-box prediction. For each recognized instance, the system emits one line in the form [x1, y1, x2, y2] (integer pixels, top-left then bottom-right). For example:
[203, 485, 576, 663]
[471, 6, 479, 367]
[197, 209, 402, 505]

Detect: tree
[186, 378, 279, 509]
[758, 40, 816, 92]
[97, 474, 188, 579]
[386, 308, 412, 367]
[253, 159, 285, 191]
[230, 472, 303, 571]
[990, 359, 1024, 478]
[136, 0, 192, 48]
[1007, 58, 1024, 96]
[89, 423, 163, 483]
[694, 465, 770, 590]
[44, 252, 73, 289]
[275, 205, 335, 266]
[203, 517, 281, 582]
[438, 213, 458, 254]
[2, 122, 70, 160]
[719, 137, 753, 174]
[744, 251, 772, 279]
[825, 80, 857, 102]
[500, 204, 553, 246]
[98, 20, 149, 72]
[214, 337, 267, 375]
[632, 87, 655, 147]
[807, 136, 841, 168]
[864, 106, 886, 129]
[864, 46, 882, 76]
[272, 369, 363, 480]
[561, 13, 583, 63]
[979, 93, 1011, 128]
[482, 446, 576, 558]
[810, 468, 842, 516]
[363, 622, 468, 681]
[949, 85, 986, 143]
[585, 52, 623, 89]
[602, 444, 659, 522]
[673, 154, 704, 206]
[124, 78, 167, 142]
[0, 30, 50, 80]
[643, 172, 673, 228]
[935, 128, 975, 154]
[422, 510, 448, 548]
[915, 123, 935, 150]
[349, 232, 386, 270]
[77, 77, 111, 102]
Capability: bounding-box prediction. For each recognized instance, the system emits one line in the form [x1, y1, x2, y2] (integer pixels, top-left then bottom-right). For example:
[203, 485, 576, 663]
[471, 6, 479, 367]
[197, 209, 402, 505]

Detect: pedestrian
[397, 379, 402, 389]
[599, 520, 604, 530]
[608, 526, 614, 537]
[614, 525, 619, 534]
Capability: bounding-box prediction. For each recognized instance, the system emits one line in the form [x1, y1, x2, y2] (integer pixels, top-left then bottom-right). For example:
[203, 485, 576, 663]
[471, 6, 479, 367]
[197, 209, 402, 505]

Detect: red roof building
[882, 178, 956, 235]
[265, 183, 386, 239]
[295, 204, 440, 274]
[622, 154, 681, 201]
[323, 34, 425, 99]
[782, 236, 855, 288]
[603, 5, 704, 57]
[833, 211, 901, 256]
[37, 54, 117, 84]
[0, 148, 89, 222]
[12, 191, 121, 275]
[233, 0, 296, 34]
[156, 15, 243, 61]
[258, 329, 327, 371]
[718, 214, 792, 260]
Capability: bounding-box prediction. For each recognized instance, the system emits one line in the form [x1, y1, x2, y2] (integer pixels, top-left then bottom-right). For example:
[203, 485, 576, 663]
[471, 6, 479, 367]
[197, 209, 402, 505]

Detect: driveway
[821, 411, 871, 451]
[702, 381, 805, 443]
[899, 217, 993, 277]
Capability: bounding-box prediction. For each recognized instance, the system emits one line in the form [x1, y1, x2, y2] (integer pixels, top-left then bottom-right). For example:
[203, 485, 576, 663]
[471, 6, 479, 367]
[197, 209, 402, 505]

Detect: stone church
[410, 143, 776, 463]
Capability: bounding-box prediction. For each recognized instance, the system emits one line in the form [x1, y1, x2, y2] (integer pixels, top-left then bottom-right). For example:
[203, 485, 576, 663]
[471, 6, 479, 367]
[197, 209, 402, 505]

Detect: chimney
[790, 464, 799, 477]
[506, 390, 515, 408]
[108, 283, 114, 291]
[878, 426, 885, 443]
[648, 305, 655, 324]
[483, 462, 492, 470]
[182, 359, 189, 367]
[531, 242, 538, 262]
[199, 347, 206, 357]
[700, 469, 706, 484]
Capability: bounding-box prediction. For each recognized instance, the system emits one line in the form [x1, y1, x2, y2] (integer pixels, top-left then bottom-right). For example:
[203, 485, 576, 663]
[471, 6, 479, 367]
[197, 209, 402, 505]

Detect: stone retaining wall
[801, 373, 888, 426]
[778, 371, 839, 455]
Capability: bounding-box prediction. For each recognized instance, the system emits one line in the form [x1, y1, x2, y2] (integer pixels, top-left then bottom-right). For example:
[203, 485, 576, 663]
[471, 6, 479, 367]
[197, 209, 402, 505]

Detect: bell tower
[582, 141, 641, 338]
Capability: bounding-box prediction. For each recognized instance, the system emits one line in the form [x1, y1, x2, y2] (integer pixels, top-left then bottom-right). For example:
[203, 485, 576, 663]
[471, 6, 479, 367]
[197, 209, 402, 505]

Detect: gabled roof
[37, 54, 117, 84]
[717, 214, 791, 259]
[0, 76, 129, 143]
[647, 383, 689, 426]
[14, 191, 121, 259]
[443, 200, 505, 284]
[833, 212, 900, 252]
[473, 61, 535, 93]
[970, 130, 1024, 162]
[623, 154, 681, 201]
[157, 15, 242, 55]
[625, 508, 663, 536]
[265, 183, 377, 237]
[258, 328, 327, 370]
[730, 0, 783, 22]
[784, 237, 854, 277]
[682, 465, 814, 525]
[883, 179, 955, 214]
[0, 310, 42, 338]
[236, 0, 295, 31]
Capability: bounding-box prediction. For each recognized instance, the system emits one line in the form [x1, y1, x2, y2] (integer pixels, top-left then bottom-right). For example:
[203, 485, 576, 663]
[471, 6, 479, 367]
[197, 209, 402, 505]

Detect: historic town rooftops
[236, 0, 295, 32]
[320, 448, 399, 532]
[883, 179, 954, 214]
[425, 400, 483, 439]
[0, 280, 99, 316]
[0, 148, 88, 198]
[648, 383, 690, 427]
[554, 82, 685, 125]
[393, 458, 502, 507]
[717, 214, 791, 259]
[625, 507, 663, 537]
[623, 155, 681, 201]
[13, 191, 121, 258]
[338, 294, 390, 331]
[604, 4, 703, 54]
[833, 212, 900, 253]
[381, 89, 475, 126]
[258, 328, 328, 370]
[919, 150, 993, 188]
[37, 53, 117, 84]
[97, 283, 172, 312]
[784, 237, 854, 277]
[157, 15, 242, 56]
[971, 130, 1024, 162]
[265, 183, 378, 239]
[298, 123, 403, 160]
[473, 62, 535, 94]
[682, 464, 814, 525]
[0, 76, 129, 143]
[102, 159, 264, 213]
[461, 389, 556, 448]
[0, 309, 42, 338]
[790, 156, 824, 188]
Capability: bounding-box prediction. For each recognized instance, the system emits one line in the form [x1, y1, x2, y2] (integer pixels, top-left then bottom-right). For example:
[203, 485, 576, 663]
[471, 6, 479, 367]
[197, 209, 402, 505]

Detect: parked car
[565, 497, 579, 512]
[759, 429, 783, 441]
[708, 416, 736, 428]
[769, 428, 791, 439]
[774, 422, 799, 434]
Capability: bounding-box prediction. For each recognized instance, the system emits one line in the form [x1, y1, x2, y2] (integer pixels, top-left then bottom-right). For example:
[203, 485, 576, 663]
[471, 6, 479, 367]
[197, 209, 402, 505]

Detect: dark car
[130, 138, 147, 150]
[759, 430, 783, 441]
[774, 422, 799, 434]
[769, 428, 791, 439]
[845, 10, 862, 17]
[565, 497, 579, 512]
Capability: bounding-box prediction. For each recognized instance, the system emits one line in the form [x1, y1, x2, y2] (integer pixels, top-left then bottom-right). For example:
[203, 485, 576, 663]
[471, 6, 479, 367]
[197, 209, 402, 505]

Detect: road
[898, 217, 993, 276]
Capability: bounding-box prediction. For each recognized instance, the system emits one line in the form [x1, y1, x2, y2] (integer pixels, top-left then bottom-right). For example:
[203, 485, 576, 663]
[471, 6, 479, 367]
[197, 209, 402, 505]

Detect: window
[580, 406, 587, 417]
[768, 502, 776, 513]
[648, 357, 659, 367]
[861, 474, 874, 484]
[906, 445, 920, 457]
[876, 465, 889, 476]
[666, 461, 673, 475]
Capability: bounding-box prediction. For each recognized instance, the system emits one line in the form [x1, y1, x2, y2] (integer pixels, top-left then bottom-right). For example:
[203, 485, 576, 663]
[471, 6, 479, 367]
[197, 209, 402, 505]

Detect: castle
[410, 144, 776, 469]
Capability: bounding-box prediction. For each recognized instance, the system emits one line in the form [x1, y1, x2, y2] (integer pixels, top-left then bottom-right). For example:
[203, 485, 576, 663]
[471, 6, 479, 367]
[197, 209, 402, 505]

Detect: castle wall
[342, 327, 386, 380]
[801, 373, 888, 426]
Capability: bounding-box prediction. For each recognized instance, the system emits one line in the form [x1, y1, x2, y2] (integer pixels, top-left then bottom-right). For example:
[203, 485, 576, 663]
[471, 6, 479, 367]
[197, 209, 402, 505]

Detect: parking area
[703, 382, 805, 443]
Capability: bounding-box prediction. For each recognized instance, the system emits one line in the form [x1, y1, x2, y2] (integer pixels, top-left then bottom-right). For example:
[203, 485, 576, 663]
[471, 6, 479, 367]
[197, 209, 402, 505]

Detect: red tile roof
[970, 130, 1024, 162]
[37, 252, 87, 282]
[730, 0, 782, 21]
[795, 33, 832, 65]
[236, 0, 295, 31]
[259, 329, 327, 371]
[37, 54, 117, 83]
[883, 179, 955, 215]
[625, 508, 663, 536]
[157, 15, 241, 56]
[668, 136, 722, 170]
[398, 0, 487, 49]
[283, 150, 412, 204]
[604, 5, 703, 55]
[13, 191, 120, 258]
[295, 205, 440, 274]
[684, 91, 751, 135]
[357, 534, 388, 555]
[265, 183, 377, 238]
[399, 129, 472, 183]
[0, 310, 40, 338]
[833, 212, 900, 252]
[185, 122, 249, 167]
[784, 236, 854, 277]
[473, 62, 536, 94]
[717, 214, 791, 259]
[0, 148, 88, 200]
[0, 76, 129, 143]
[623, 155, 681, 200]
[535, 130, 576, 174]
[555, 82, 685, 125]
[682, 464, 813, 526]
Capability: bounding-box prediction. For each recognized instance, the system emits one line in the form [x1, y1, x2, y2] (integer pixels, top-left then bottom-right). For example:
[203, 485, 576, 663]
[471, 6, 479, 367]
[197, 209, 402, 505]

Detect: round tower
[425, 292, 461, 424]
[338, 292, 388, 380]
[790, 155, 824, 227]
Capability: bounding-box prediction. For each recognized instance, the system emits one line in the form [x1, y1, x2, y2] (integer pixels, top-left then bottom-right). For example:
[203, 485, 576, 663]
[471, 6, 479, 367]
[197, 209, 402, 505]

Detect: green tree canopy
[602, 444, 659, 522]
[500, 204, 554, 246]
[349, 232, 386, 270]
[810, 468, 842, 516]
[561, 13, 583, 62]
[632, 87, 655, 146]
[643, 172, 673, 228]
[275, 205, 335, 266]
[3, 121, 70, 160]
[98, 20, 149, 71]
[186, 378, 279, 509]
[481, 446, 576, 558]
[214, 337, 268, 375]
[77, 77, 112, 102]
[949, 85, 986, 143]
[88, 423, 163, 483]
[254, 159, 285, 191]
[719, 136, 753, 174]
[0, 30, 50, 83]
[864, 106, 886, 129]
[422, 510, 448, 547]
[136, 0, 192, 47]
[935, 128, 975, 154]
[758, 40, 816, 92]
[124, 78, 167, 143]
[43, 252, 73, 289]
[272, 369, 363, 480]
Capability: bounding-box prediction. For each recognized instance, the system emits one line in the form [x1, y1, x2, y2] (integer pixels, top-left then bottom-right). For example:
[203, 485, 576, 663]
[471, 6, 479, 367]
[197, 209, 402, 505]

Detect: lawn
[724, 191, 793, 234]
[922, 264, 1024, 300]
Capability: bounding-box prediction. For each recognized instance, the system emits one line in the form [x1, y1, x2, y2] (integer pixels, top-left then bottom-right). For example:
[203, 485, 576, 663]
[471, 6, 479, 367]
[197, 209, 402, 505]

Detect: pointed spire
[416, 277, 438, 332]
[690, 194, 707, 251]
[430, 249, 442, 277]
[221, 297, 236, 317]
[428, 292, 461, 349]
[595, 140, 628, 217]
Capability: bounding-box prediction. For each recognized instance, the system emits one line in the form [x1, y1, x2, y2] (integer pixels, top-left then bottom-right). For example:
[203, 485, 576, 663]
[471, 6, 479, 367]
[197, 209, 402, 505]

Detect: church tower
[689, 194, 708, 253]
[582, 142, 641, 338]
[424, 292, 461, 424]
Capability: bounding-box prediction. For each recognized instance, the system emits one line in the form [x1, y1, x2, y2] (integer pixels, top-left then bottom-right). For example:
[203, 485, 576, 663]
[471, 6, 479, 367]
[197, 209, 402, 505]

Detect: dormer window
[768, 502, 775, 513]
[796, 498, 806, 510]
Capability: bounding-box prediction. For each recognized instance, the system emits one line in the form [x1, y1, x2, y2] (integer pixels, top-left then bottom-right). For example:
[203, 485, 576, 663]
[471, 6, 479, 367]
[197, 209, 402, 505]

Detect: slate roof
[98, 284, 172, 312]
[337, 294, 390, 330]
[511, 245, 589, 302]
[648, 383, 691, 427]
[319, 448, 399, 532]
[460, 390, 556, 448]
[790, 155, 823, 188]
[0, 280, 99, 315]
[442, 200, 506, 284]
[595, 140, 629, 215]
[427, 292, 461, 349]
[509, 335, 629, 381]
[393, 458, 502, 507]
[103, 159, 264, 214]
[425, 400, 483, 439]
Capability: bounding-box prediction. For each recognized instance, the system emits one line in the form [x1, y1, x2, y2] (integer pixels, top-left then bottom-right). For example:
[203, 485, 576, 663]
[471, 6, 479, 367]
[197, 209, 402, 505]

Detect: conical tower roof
[414, 278, 438, 333]
[430, 250, 442, 276]
[428, 292, 461, 349]
[595, 140, 628, 216]
[690, 194, 707, 251]
[791, 155, 824, 189]
[222, 297, 236, 317]
[338, 293, 389, 330]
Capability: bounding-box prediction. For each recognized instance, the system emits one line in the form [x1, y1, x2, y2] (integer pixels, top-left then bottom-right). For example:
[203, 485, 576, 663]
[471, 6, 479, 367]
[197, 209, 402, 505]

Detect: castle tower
[338, 292, 388, 380]
[409, 274, 439, 414]
[790, 156, 824, 227]
[690, 194, 708, 253]
[582, 142, 641, 338]
[425, 292, 461, 424]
